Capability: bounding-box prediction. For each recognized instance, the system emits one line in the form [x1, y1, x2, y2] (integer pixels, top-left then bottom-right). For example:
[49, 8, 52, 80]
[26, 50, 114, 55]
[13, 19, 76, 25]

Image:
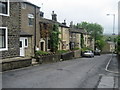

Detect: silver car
[83, 50, 94, 58]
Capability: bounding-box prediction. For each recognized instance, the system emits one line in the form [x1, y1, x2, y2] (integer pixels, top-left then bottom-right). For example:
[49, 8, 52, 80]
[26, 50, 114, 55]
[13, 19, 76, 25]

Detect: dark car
[94, 50, 101, 55]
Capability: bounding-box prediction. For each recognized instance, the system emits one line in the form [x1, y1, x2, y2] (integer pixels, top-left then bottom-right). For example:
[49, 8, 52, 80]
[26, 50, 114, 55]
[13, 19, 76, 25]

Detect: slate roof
[39, 17, 69, 28]
[17, 0, 40, 8]
[69, 28, 86, 34]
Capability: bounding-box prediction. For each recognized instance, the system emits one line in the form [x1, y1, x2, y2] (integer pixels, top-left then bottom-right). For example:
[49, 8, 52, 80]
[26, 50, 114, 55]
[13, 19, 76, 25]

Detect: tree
[96, 37, 105, 51]
[50, 24, 60, 52]
[76, 22, 104, 50]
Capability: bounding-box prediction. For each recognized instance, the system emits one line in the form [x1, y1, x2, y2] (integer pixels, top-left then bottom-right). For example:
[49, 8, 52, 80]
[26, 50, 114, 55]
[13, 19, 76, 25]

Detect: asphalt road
[2, 54, 114, 88]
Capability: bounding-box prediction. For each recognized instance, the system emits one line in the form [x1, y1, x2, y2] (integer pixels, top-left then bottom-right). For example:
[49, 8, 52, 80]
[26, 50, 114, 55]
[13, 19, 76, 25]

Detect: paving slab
[98, 76, 114, 88]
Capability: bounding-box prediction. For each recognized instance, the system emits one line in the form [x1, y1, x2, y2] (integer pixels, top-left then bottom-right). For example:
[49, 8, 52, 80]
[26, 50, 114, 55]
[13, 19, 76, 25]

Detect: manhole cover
[57, 69, 63, 71]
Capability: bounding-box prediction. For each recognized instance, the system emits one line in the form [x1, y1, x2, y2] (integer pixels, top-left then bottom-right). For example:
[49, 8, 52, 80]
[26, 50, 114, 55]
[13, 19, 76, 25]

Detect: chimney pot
[52, 11, 54, 14]
[40, 11, 44, 17]
[70, 21, 73, 28]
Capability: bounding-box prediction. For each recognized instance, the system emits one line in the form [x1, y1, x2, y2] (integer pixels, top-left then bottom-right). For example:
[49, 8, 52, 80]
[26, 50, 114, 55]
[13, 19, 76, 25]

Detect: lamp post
[107, 14, 116, 56]
[107, 14, 115, 35]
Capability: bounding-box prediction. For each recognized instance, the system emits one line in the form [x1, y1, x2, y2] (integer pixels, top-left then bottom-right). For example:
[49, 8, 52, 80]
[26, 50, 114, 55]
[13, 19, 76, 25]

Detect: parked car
[94, 50, 101, 55]
[82, 50, 94, 58]
[113, 50, 117, 54]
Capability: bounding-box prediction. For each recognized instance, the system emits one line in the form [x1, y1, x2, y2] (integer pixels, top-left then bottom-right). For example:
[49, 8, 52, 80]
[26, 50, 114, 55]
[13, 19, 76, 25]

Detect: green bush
[57, 50, 69, 54]
[81, 47, 93, 52]
[35, 51, 49, 56]
[73, 48, 80, 50]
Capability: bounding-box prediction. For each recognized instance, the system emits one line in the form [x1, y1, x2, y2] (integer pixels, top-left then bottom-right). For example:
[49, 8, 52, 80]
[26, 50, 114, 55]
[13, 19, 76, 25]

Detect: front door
[20, 38, 25, 56]
[41, 42, 44, 51]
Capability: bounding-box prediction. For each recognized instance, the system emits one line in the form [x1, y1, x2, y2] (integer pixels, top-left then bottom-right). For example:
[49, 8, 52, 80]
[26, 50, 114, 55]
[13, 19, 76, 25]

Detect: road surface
[2, 54, 119, 88]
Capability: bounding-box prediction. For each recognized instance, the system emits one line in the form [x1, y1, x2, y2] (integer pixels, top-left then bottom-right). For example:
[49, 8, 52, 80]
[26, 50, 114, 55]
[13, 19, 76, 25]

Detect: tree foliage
[117, 36, 120, 53]
[76, 21, 104, 50]
[96, 37, 105, 51]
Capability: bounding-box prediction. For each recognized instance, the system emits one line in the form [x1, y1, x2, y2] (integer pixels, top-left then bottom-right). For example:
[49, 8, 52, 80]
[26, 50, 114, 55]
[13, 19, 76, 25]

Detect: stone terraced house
[0, 0, 95, 59]
[83, 33, 95, 50]
[0, 0, 20, 59]
[20, 2, 40, 57]
[69, 26, 85, 50]
[69, 23, 94, 51]
[0, 0, 41, 59]
[0, 1, 95, 71]
[39, 11, 70, 52]
[58, 20, 70, 50]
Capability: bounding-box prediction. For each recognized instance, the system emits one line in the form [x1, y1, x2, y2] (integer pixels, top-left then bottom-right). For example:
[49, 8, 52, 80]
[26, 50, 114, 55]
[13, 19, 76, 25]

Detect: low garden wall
[61, 51, 74, 61]
[73, 50, 81, 58]
[36, 51, 81, 64]
[118, 54, 120, 60]
[2, 57, 32, 71]
[36, 54, 61, 64]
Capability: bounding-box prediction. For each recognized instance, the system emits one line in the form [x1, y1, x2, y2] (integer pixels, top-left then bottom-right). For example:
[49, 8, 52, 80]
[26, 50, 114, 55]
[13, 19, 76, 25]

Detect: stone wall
[75, 34, 81, 48]
[24, 37, 32, 57]
[61, 51, 74, 61]
[60, 27, 70, 50]
[102, 43, 111, 53]
[37, 54, 61, 64]
[2, 57, 32, 71]
[73, 50, 81, 58]
[20, 2, 41, 57]
[1, 2, 20, 59]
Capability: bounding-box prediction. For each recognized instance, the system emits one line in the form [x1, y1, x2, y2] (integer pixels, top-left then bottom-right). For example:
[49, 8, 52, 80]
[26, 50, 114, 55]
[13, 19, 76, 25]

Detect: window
[28, 14, 34, 26]
[21, 3, 26, 9]
[0, 27, 8, 51]
[0, 0, 9, 16]
[48, 40, 51, 49]
[43, 23, 47, 30]
[24, 38, 28, 47]
[20, 41, 22, 48]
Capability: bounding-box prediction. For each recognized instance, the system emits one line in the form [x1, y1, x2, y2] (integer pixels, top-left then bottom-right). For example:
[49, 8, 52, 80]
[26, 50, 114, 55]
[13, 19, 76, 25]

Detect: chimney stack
[62, 20, 66, 25]
[52, 11, 57, 21]
[70, 21, 73, 28]
[40, 11, 44, 18]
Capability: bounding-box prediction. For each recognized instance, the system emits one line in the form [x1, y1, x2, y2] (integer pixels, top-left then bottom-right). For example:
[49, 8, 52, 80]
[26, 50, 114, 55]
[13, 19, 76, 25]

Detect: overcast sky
[28, 0, 119, 34]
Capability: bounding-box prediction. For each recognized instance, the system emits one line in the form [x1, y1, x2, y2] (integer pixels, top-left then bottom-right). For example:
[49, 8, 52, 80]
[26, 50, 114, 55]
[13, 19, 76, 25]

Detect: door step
[32, 58, 39, 66]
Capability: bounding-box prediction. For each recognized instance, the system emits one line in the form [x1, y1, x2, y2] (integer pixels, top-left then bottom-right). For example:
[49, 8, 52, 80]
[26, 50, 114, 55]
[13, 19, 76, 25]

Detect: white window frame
[24, 38, 28, 48]
[0, 0, 10, 16]
[0, 27, 8, 51]
[28, 14, 34, 26]
[21, 3, 26, 9]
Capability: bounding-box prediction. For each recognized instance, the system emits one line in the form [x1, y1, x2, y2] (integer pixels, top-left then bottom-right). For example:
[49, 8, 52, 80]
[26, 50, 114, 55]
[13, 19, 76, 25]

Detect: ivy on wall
[81, 34, 84, 48]
[50, 24, 60, 52]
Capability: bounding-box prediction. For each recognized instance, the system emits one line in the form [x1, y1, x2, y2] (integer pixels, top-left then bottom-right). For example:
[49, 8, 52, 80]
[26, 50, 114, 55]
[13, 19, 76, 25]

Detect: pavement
[98, 76, 114, 88]
[97, 54, 120, 89]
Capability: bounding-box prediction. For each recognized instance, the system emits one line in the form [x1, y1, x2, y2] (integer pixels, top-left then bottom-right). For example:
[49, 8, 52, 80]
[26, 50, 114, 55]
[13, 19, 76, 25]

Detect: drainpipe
[34, 6, 37, 54]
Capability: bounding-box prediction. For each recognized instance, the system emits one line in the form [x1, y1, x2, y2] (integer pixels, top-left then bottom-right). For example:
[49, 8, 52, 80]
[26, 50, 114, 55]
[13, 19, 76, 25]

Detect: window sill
[28, 25, 33, 27]
[0, 48, 8, 51]
[0, 13, 9, 17]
